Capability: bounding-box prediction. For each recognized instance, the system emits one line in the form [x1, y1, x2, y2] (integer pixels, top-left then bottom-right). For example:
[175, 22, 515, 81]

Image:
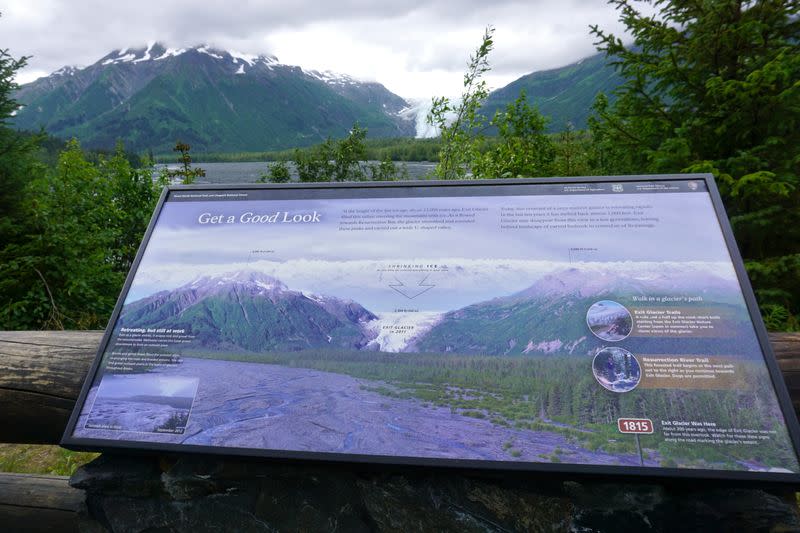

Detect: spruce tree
[589, 0, 800, 329]
[0, 32, 39, 250]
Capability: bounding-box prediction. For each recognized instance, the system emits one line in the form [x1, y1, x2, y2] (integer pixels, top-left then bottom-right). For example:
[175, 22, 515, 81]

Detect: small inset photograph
[592, 347, 641, 393]
[586, 300, 633, 341]
[84, 374, 199, 434]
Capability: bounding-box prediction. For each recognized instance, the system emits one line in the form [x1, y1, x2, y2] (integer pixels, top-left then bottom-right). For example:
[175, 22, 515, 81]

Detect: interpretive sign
[62, 175, 800, 482]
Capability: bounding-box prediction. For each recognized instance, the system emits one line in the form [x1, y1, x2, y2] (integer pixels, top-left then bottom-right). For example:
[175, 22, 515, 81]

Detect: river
[156, 161, 437, 184]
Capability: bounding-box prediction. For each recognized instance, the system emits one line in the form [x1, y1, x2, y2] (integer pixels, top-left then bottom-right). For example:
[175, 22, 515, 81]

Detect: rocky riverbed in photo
[74, 357, 658, 467]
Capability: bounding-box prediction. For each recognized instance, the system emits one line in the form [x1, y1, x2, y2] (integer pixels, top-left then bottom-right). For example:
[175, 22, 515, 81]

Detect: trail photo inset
[592, 347, 641, 393]
[586, 300, 633, 341]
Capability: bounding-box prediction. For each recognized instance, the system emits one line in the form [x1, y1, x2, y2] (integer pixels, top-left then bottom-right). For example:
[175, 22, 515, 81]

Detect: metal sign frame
[61, 174, 800, 483]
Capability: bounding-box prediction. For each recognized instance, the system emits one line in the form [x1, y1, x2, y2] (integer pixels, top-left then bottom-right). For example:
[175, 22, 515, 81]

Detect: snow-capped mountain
[12, 42, 414, 152]
[119, 270, 378, 352]
[510, 263, 740, 303]
[95, 43, 280, 71]
[413, 264, 758, 357]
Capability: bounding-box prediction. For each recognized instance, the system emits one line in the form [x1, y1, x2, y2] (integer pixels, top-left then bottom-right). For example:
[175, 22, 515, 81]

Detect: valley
[12, 42, 620, 153]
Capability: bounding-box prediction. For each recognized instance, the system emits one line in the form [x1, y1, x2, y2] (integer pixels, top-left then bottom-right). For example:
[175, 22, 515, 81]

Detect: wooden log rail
[1, 330, 800, 531]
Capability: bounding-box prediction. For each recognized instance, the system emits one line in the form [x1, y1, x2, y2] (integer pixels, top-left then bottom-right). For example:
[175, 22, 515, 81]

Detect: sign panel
[62, 176, 800, 481]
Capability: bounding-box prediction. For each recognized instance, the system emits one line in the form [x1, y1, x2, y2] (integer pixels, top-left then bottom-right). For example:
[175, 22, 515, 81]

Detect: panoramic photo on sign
[63, 176, 800, 480]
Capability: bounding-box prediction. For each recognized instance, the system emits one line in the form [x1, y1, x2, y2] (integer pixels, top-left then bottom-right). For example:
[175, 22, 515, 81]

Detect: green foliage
[0, 139, 163, 330]
[293, 124, 363, 182]
[0, 444, 98, 476]
[0, 38, 163, 330]
[589, 0, 800, 329]
[0, 41, 26, 125]
[360, 137, 442, 162]
[428, 26, 494, 179]
[173, 137, 445, 165]
[368, 156, 409, 181]
[552, 124, 593, 176]
[166, 141, 205, 184]
[2, 140, 118, 328]
[293, 123, 405, 182]
[0, 41, 41, 257]
[331, 123, 368, 181]
[259, 160, 291, 183]
[105, 143, 166, 272]
[472, 90, 556, 178]
[427, 28, 577, 180]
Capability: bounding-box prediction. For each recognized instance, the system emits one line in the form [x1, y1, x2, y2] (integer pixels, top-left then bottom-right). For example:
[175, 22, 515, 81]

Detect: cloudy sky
[2, 0, 645, 99]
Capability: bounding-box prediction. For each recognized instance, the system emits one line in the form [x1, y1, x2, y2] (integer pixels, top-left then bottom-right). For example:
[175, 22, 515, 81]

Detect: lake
[156, 161, 437, 184]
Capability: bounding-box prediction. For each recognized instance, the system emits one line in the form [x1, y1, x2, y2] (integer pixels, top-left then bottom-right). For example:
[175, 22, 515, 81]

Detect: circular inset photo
[586, 300, 633, 341]
[592, 347, 641, 393]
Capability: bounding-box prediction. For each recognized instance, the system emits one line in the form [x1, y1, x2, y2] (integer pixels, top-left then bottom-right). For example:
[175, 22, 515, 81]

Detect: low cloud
[4, 0, 647, 98]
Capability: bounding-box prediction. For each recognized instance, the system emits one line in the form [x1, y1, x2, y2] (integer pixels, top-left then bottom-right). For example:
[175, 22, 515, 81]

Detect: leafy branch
[427, 26, 494, 179]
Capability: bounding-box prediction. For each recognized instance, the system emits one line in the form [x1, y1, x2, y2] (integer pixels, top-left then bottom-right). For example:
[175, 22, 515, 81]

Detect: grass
[0, 444, 98, 476]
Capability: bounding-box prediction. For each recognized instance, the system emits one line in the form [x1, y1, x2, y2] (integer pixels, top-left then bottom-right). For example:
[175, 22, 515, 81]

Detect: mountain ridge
[118, 264, 757, 359]
[119, 270, 379, 352]
[14, 44, 622, 149]
[481, 52, 622, 132]
[411, 265, 757, 357]
[13, 42, 415, 152]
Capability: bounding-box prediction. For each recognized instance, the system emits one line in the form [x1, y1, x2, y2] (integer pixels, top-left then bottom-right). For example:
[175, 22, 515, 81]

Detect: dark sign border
[61, 174, 800, 484]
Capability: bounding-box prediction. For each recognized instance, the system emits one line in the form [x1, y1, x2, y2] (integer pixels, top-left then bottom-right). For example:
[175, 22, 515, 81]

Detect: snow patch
[565, 336, 586, 354]
[255, 280, 280, 291]
[197, 46, 223, 59]
[183, 270, 288, 294]
[302, 292, 328, 305]
[523, 339, 563, 354]
[235, 64, 245, 75]
[53, 66, 80, 76]
[306, 69, 358, 86]
[132, 42, 156, 63]
[154, 47, 187, 60]
[229, 50, 257, 66]
[102, 53, 135, 65]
